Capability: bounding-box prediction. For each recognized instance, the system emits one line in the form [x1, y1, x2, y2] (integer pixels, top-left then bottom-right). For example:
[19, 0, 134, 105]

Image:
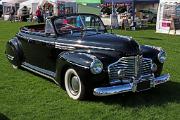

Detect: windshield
[54, 15, 105, 35]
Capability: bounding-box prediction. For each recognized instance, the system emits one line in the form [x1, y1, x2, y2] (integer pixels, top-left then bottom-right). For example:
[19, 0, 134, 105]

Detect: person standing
[45, 8, 50, 19]
[10, 7, 15, 22]
[36, 7, 41, 23]
[17, 8, 22, 22]
[36, 7, 43, 23]
[21, 6, 29, 22]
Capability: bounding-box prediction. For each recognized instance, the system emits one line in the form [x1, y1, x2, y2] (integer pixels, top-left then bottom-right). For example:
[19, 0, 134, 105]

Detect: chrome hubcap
[69, 75, 80, 95]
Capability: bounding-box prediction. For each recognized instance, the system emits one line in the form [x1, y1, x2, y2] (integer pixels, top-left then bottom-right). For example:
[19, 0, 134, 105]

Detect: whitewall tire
[64, 68, 85, 100]
[12, 65, 18, 69]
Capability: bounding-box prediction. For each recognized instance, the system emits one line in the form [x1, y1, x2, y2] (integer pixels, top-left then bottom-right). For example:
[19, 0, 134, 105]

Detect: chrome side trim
[6, 54, 14, 61]
[93, 74, 170, 96]
[55, 45, 75, 50]
[21, 64, 59, 85]
[17, 34, 55, 44]
[55, 42, 115, 51]
[66, 60, 89, 69]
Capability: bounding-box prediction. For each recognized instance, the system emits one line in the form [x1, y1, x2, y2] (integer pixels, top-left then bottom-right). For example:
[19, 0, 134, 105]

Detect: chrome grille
[108, 56, 152, 83]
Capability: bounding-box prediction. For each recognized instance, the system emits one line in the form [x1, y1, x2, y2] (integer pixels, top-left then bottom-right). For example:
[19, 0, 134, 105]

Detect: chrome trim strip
[55, 45, 75, 50]
[66, 60, 89, 69]
[6, 54, 14, 61]
[17, 34, 55, 44]
[55, 42, 115, 51]
[93, 74, 170, 96]
[18, 33, 114, 51]
[154, 74, 170, 85]
[21, 64, 59, 85]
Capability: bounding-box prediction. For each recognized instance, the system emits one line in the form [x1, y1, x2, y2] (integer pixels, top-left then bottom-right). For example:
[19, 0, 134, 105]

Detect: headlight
[158, 50, 166, 63]
[90, 59, 103, 74]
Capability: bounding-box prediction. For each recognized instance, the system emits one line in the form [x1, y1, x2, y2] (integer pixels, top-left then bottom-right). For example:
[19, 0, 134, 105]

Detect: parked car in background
[5, 13, 170, 100]
[139, 9, 157, 23]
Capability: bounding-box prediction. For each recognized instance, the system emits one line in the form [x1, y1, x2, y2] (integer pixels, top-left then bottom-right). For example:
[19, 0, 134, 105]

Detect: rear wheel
[64, 68, 86, 100]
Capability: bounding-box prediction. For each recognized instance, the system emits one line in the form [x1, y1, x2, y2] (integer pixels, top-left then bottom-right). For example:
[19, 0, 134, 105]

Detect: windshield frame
[53, 14, 106, 35]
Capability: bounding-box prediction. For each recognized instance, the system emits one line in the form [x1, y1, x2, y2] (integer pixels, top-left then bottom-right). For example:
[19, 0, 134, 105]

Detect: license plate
[137, 80, 150, 91]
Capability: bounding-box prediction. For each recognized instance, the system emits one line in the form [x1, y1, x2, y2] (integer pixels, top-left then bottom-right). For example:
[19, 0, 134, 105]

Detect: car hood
[81, 33, 140, 57]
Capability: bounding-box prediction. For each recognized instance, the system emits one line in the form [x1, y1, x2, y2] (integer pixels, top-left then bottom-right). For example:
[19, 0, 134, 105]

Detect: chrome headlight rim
[158, 50, 167, 63]
[90, 59, 103, 74]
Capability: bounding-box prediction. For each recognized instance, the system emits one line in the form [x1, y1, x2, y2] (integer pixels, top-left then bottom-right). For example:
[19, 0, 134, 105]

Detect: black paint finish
[5, 13, 163, 89]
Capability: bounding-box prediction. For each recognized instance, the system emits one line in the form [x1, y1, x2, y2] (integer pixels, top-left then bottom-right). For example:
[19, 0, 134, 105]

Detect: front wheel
[64, 68, 86, 100]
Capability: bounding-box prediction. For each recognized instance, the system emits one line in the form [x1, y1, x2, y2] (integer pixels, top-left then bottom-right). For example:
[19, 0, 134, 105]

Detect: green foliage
[0, 21, 180, 120]
[78, 4, 101, 15]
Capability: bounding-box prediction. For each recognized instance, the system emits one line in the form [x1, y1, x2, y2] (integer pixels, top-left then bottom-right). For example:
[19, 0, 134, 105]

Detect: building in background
[156, 0, 180, 35]
[19, 0, 38, 16]
[38, 0, 76, 16]
[101, 0, 159, 28]
[1, 0, 27, 20]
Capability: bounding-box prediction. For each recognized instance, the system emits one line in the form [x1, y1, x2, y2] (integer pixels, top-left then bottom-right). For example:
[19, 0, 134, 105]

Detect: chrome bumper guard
[93, 74, 170, 96]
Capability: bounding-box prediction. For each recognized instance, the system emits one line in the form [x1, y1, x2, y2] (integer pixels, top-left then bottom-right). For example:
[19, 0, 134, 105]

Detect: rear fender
[5, 37, 24, 66]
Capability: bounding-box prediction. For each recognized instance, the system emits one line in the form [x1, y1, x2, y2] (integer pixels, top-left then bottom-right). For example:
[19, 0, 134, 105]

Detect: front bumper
[93, 74, 170, 96]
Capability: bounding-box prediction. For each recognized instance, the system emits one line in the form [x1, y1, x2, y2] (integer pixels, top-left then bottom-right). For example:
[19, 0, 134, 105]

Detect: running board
[21, 62, 59, 85]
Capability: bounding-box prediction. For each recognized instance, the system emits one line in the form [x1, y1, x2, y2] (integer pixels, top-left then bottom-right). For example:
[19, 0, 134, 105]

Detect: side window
[45, 19, 55, 35]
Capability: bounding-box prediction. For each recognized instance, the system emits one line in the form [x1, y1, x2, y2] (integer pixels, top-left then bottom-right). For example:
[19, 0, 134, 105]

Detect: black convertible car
[5, 13, 170, 100]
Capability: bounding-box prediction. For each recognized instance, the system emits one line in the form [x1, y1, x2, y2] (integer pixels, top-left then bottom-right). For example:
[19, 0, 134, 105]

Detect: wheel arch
[5, 37, 24, 66]
[55, 51, 94, 87]
[141, 45, 164, 76]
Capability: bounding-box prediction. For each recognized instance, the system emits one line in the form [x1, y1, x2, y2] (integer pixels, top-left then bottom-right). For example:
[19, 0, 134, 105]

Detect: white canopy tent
[2, 0, 28, 20]
[38, 0, 76, 15]
[20, 0, 38, 9]
[19, 0, 38, 15]
[2, 0, 28, 5]
[156, 0, 180, 35]
[38, 0, 76, 6]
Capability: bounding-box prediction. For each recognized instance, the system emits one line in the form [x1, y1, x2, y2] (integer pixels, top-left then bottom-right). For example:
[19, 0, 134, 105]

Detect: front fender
[141, 45, 161, 60]
[58, 51, 96, 69]
[141, 45, 164, 76]
[55, 51, 107, 87]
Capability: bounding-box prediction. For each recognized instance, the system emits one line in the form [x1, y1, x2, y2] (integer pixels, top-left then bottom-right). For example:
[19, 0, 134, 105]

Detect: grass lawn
[0, 21, 180, 120]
